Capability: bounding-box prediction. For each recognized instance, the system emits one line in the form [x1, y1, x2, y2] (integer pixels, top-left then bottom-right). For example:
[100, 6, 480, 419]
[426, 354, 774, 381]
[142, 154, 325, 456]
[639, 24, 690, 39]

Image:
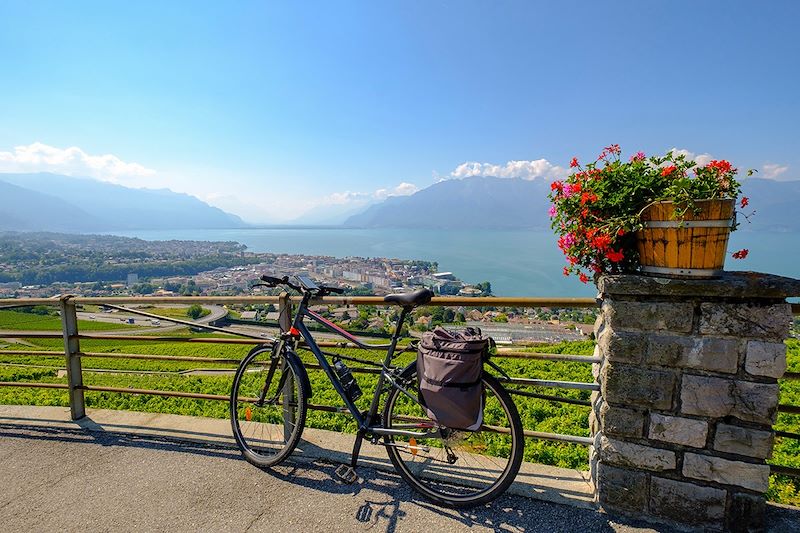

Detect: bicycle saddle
[383, 288, 434, 307]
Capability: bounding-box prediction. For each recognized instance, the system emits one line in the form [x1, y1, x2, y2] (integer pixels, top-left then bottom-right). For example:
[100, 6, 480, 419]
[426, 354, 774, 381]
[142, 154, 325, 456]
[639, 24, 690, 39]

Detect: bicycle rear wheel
[230, 344, 307, 468]
[382, 365, 524, 507]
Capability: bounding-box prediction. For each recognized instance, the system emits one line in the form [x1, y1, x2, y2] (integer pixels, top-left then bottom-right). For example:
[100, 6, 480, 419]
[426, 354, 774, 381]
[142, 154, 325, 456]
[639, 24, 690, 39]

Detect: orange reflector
[289, 327, 301, 336]
[245, 406, 252, 421]
[409, 437, 418, 456]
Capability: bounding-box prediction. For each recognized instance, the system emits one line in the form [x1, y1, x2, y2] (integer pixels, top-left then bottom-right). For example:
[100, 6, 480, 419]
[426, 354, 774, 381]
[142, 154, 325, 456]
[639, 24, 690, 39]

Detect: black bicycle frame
[287, 292, 434, 440]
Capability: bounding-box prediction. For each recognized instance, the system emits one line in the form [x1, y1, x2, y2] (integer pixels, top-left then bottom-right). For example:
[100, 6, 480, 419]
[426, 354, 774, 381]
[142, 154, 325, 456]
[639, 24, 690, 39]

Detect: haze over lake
[102, 228, 796, 297]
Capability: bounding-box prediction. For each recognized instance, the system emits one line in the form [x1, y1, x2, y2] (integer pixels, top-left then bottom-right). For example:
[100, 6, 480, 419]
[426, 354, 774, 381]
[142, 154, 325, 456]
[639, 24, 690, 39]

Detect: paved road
[1, 408, 799, 532]
[0, 423, 647, 533]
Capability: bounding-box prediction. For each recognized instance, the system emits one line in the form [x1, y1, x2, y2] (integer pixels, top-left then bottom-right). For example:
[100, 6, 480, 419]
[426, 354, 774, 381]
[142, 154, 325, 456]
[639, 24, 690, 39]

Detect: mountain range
[344, 176, 800, 232]
[0, 172, 246, 232]
[1, 172, 798, 234]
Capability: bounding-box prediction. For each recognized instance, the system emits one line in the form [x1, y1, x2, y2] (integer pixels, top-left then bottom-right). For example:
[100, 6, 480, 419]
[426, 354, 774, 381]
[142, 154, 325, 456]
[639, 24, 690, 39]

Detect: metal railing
[3, 295, 798, 463]
[0, 294, 599, 447]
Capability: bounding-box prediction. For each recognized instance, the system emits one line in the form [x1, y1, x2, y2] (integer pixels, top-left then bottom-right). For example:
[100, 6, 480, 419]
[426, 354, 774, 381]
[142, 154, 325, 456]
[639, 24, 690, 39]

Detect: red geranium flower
[740, 196, 749, 208]
[606, 249, 625, 263]
[579, 273, 589, 284]
[732, 249, 749, 259]
[570, 157, 579, 168]
[591, 233, 612, 250]
[707, 160, 733, 174]
[661, 165, 677, 177]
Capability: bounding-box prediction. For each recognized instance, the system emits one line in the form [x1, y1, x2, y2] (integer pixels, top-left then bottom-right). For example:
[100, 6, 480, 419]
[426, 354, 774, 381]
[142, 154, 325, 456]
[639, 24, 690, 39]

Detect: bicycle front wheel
[230, 345, 307, 468]
[382, 366, 524, 507]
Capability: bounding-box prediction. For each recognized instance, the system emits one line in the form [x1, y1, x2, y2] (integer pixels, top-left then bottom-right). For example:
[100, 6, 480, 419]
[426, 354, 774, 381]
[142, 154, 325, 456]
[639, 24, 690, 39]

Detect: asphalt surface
[1, 418, 798, 532]
[0, 423, 666, 533]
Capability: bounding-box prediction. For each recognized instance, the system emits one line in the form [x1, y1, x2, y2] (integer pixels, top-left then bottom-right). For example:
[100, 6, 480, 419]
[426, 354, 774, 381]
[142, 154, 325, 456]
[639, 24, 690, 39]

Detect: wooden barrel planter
[635, 199, 735, 278]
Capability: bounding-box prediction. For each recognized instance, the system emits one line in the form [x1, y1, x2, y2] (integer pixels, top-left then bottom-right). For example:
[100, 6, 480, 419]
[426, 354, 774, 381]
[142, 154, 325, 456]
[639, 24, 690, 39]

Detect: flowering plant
[548, 145, 753, 282]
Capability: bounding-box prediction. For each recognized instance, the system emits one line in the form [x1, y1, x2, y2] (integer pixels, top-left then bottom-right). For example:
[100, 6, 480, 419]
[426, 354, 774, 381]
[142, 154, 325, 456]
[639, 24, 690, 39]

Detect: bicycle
[229, 273, 524, 507]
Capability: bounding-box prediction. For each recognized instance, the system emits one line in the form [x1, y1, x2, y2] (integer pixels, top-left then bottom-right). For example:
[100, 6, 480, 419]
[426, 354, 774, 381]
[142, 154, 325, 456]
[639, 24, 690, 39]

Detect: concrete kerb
[0, 404, 595, 509]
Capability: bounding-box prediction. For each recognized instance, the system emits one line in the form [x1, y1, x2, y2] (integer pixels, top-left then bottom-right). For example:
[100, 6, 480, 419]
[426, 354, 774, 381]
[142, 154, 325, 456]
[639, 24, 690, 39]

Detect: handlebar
[258, 274, 345, 296]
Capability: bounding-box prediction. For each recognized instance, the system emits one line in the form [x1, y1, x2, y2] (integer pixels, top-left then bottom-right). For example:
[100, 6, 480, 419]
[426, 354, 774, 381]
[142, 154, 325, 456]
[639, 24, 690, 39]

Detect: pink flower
[630, 151, 645, 162]
[548, 205, 557, 218]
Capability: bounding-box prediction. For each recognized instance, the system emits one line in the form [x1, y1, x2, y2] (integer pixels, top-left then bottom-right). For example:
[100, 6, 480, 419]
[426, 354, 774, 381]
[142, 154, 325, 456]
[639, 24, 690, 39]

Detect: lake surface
[105, 228, 800, 298]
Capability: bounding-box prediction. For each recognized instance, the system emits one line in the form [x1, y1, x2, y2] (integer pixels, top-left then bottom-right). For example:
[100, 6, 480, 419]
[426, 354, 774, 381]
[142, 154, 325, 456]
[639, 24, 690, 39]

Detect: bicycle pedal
[334, 464, 358, 484]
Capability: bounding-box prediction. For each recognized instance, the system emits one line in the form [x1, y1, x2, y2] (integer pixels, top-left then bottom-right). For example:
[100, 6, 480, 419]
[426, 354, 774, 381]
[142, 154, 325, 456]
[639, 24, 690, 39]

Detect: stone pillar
[590, 272, 800, 531]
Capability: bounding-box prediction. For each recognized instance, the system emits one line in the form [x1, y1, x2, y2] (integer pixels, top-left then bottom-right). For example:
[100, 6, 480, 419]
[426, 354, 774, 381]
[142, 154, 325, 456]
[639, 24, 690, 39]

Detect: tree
[476, 281, 492, 295]
[492, 313, 508, 323]
[187, 304, 204, 319]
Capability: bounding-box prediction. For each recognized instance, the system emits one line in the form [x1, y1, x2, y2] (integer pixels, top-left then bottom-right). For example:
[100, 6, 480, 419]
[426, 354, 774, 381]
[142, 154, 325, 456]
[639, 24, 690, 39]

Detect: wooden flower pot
[635, 199, 735, 278]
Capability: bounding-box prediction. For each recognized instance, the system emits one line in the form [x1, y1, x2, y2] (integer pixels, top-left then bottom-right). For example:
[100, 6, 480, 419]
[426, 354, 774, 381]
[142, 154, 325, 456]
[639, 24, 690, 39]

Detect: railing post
[59, 295, 85, 420]
[278, 292, 295, 440]
[590, 273, 800, 530]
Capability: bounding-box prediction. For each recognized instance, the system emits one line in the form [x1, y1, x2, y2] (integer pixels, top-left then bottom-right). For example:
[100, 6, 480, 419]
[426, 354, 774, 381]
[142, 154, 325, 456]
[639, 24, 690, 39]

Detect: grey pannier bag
[417, 326, 490, 431]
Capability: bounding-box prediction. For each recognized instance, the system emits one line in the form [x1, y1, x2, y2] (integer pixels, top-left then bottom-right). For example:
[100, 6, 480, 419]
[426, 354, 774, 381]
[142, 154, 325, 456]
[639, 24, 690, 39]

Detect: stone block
[589, 406, 599, 435]
[599, 436, 676, 472]
[681, 374, 734, 418]
[593, 313, 605, 338]
[597, 328, 647, 364]
[602, 363, 676, 410]
[600, 403, 645, 438]
[745, 340, 787, 378]
[649, 476, 725, 524]
[596, 463, 649, 513]
[727, 492, 766, 532]
[680, 375, 778, 425]
[648, 413, 708, 448]
[699, 302, 791, 339]
[732, 381, 780, 425]
[647, 335, 738, 374]
[603, 299, 694, 333]
[713, 423, 774, 459]
[592, 361, 601, 381]
[683, 453, 769, 492]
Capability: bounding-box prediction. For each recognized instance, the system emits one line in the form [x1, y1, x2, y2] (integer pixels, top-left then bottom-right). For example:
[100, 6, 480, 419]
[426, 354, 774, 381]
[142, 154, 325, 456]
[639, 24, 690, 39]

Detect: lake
[105, 228, 800, 298]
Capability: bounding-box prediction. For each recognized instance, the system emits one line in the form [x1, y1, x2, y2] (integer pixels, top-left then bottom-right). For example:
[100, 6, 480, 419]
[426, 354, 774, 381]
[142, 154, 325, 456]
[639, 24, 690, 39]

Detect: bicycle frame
[285, 291, 439, 442]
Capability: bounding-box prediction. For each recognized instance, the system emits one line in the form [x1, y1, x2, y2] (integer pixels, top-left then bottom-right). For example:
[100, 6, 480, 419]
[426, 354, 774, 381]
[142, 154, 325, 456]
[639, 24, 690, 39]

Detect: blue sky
[0, 1, 798, 222]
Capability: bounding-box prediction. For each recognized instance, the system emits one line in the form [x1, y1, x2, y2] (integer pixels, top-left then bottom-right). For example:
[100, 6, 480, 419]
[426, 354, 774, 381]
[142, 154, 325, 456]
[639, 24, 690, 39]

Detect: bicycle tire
[230, 344, 307, 468]
[382, 364, 524, 507]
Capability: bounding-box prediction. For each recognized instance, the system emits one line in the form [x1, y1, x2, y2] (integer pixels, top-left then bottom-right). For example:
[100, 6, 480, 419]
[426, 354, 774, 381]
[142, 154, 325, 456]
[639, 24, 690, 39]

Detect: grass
[0, 323, 797, 506]
[0, 309, 139, 331]
[768, 339, 800, 506]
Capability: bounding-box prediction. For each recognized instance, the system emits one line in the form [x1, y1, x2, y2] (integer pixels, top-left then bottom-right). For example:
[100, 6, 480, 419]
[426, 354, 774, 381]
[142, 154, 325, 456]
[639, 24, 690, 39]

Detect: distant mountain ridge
[0, 172, 247, 232]
[344, 176, 552, 229]
[343, 176, 800, 232]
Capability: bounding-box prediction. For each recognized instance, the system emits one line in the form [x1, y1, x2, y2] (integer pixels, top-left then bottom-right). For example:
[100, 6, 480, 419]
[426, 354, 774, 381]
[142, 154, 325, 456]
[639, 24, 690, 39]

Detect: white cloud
[0, 142, 157, 187]
[449, 158, 566, 180]
[323, 191, 371, 205]
[320, 182, 419, 206]
[669, 148, 713, 166]
[374, 182, 419, 200]
[761, 163, 789, 180]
